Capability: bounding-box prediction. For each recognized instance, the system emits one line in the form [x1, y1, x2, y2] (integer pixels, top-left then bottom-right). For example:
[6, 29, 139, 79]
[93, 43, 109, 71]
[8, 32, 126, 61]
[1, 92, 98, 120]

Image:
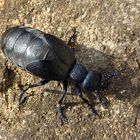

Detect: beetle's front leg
[67, 28, 78, 54]
[19, 79, 49, 108]
[57, 80, 68, 125]
[75, 84, 99, 117]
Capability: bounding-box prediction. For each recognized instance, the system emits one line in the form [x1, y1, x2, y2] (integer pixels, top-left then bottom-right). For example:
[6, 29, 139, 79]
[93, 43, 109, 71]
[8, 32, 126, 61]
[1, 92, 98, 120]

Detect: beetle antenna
[102, 70, 118, 82]
[100, 68, 125, 89]
[102, 66, 126, 82]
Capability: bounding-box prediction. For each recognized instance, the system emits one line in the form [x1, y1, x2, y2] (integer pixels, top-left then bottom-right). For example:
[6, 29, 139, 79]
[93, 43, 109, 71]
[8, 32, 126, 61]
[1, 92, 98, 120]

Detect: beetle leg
[75, 84, 99, 117]
[95, 90, 107, 108]
[19, 79, 49, 108]
[58, 80, 68, 125]
[67, 28, 78, 54]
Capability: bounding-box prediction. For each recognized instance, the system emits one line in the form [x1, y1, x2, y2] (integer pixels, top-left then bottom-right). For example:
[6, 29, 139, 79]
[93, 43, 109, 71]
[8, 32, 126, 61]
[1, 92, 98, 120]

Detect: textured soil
[0, 0, 139, 140]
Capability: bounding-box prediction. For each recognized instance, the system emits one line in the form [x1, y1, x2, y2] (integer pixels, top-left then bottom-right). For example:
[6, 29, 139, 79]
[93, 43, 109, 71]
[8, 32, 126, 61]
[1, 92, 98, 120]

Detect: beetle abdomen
[1, 26, 50, 69]
[1, 26, 76, 80]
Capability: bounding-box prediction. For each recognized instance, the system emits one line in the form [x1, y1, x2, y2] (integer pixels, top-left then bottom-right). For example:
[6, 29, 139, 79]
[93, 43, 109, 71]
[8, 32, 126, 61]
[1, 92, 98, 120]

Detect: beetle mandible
[1, 26, 118, 123]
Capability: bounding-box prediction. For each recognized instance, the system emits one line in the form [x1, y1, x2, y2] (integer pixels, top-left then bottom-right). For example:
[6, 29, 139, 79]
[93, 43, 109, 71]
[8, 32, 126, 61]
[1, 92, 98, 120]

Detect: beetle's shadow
[0, 63, 16, 103]
[43, 88, 100, 112]
[44, 44, 139, 110]
[78, 44, 139, 111]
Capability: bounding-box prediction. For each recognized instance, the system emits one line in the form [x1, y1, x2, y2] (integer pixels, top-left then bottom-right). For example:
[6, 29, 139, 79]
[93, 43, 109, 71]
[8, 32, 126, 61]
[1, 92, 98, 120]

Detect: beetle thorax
[69, 64, 88, 83]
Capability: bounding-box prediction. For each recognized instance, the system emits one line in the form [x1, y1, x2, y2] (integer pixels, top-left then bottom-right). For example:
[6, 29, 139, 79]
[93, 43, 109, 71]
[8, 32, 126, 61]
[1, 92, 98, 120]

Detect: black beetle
[1, 26, 117, 123]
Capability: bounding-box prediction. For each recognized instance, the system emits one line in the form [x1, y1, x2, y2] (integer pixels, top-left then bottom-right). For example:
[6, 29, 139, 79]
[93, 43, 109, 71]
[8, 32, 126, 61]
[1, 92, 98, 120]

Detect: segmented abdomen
[1, 26, 49, 69]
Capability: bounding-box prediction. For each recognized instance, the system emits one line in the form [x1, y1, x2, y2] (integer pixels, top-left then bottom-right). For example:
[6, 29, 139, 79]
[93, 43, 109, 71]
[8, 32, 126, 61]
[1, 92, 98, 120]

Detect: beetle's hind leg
[18, 79, 49, 108]
[57, 80, 68, 125]
[67, 28, 78, 54]
[75, 84, 99, 117]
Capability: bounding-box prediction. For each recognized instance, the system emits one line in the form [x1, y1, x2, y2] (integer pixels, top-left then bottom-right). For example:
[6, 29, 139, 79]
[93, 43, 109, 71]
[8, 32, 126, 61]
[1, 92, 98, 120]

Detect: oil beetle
[1, 26, 118, 124]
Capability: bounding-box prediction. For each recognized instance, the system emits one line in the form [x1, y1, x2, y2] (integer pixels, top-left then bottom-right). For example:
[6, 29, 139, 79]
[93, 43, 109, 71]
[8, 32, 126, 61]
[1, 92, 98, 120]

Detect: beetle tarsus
[67, 28, 78, 54]
[95, 90, 107, 108]
[58, 107, 68, 125]
[57, 81, 68, 124]
[18, 79, 49, 108]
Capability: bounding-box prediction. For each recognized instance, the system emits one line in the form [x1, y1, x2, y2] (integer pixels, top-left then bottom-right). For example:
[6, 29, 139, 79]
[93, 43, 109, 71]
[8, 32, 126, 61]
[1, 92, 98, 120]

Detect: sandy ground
[0, 0, 139, 140]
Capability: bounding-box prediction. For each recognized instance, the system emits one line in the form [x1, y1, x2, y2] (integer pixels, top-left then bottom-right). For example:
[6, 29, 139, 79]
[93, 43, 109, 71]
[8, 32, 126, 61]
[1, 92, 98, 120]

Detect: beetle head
[82, 70, 118, 92]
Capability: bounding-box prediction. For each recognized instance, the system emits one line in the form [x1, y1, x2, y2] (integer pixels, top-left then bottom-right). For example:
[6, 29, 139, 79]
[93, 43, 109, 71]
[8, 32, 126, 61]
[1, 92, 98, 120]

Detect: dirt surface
[0, 0, 140, 140]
